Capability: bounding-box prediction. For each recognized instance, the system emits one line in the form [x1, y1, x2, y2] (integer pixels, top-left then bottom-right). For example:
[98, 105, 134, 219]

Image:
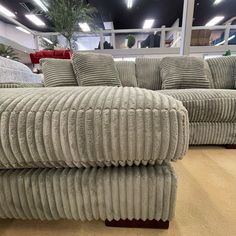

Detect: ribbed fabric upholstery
[204, 61, 214, 89]
[0, 82, 44, 88]
[0, 87, 189, 169]
[159, 89, 236, 122]
[115, 61, 137, 87]
[160, 57, 210, 89]
[136, 58, 162, 90]
[0, 164, 176, 221]
[190, 123, 236, 145]
[72, 53, 121, 86]
[40, 59, 77, 87]
[206, 56, 236, 89]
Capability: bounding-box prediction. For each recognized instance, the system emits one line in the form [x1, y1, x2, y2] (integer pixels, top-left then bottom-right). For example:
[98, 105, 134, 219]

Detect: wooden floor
[0, 146, 235, 236]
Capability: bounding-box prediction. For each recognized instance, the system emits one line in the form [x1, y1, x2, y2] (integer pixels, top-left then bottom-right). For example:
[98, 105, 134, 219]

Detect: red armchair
[30, 50, 72, 64]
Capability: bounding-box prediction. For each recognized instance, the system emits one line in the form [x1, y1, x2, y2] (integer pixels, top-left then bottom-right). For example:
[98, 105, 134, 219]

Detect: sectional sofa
[0, 54, 235, 228]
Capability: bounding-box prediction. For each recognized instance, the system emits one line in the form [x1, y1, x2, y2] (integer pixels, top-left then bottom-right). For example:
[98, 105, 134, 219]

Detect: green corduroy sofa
[0, 55, 236, 229]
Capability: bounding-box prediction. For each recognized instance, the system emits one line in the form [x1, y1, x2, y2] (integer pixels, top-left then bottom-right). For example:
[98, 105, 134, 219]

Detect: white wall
[0, 21, 35, 49]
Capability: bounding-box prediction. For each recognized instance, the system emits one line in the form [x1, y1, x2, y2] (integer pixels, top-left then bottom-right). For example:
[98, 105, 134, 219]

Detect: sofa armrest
[0, 82, 44, 88]
[0, 87, 189, 168]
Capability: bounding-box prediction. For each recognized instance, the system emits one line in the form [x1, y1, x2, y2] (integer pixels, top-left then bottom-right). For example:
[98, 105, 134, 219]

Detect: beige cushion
[160, 57, 210, 89]
[206, 56, 236, 89]
[136, 58, 162, 90]
[72, 53, 121, 86]
[40, 58, 77, 87]
[115, 61, 137, 87]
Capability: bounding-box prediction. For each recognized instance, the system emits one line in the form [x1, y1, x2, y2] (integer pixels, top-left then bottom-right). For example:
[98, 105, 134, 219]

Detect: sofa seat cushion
[159, 89, 236, 122]
[0, 87, 188, 169]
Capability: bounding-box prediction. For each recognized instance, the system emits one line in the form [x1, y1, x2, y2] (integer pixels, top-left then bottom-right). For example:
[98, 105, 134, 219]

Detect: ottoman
[0, 87, 189, 228]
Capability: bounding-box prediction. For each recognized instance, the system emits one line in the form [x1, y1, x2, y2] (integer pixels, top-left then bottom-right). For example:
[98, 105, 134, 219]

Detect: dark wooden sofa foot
[225, 144, 236, 149]
[105, 219, 169, 229]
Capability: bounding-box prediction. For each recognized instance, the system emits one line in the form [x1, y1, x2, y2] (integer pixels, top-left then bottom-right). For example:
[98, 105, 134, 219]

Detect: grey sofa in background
[116, 56, 236, 146]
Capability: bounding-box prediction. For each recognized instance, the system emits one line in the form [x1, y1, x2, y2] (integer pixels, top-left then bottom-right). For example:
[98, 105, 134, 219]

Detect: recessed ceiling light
[25, 14, 45, 26]
[33, 0, 48, 12]
[42, 37, 53, 44]
[214, 0, 223, 5]
[79, 23, 91, 32]
[0, 4, 15, 17]
[205, 16, 224, 26]
[127, 0, 133, 8]
[16, 26, 31, 34]
[143, 19, 155, 29]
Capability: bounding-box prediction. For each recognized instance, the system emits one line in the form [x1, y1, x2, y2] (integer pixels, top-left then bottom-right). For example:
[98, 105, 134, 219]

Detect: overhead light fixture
[0, 4, 15, 17]
[205, 16, 224, 26]
[143, 19, 155, 29]
[42, 37, 53, 44]
[16, 26, 31, 34]
[127, 0, 133, 8]
[79, 23, 91, 32]
[33, 0, 48, 12]
[214, 0, 223, 5]
[25, 14, 45, 26]
[215, 35, 236, 46]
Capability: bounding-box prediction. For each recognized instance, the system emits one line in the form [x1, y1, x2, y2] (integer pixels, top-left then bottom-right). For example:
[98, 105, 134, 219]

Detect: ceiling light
[215, 35, 236, 46]
[79, 23, 91, 32]
[25, 14, 45, 26]
[143, 19, 155, 29]
[43, 37, 53, 44]
[16, 26, 31, 34]
[0, 4, 15, 17]
[127, 0, 133, 8]
[214, 0, 223, 5]
[33, 0, 48, 12]
[205, 16, 224, 26]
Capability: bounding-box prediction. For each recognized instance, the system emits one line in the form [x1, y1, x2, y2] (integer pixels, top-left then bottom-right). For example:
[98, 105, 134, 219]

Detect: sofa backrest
[0, 56, 42, 83]
[135, 58, 162, 90]
[115, 57, 236, 90]
[206, 56, 236, 89]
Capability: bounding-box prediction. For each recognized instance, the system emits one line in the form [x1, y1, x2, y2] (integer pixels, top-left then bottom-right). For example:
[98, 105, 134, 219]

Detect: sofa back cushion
[0, 56, 41, 83]
[40, 58, 77, 87]
[115, 61, 137, 87]
[72, 52, 121, 86]
[160, 56, 210, 89]
[135, 58, 162, 90]
[206, 56, 236, 89]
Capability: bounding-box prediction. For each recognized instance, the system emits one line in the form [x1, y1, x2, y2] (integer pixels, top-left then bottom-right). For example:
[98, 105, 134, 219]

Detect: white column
[180, 0, 195, 55]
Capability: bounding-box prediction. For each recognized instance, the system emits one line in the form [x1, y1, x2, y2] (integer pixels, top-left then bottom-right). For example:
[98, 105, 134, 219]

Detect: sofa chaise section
[0, 86, 188, 168]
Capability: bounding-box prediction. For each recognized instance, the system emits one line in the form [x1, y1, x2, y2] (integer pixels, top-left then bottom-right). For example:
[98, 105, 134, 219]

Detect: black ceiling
[0, 0, 236, 31]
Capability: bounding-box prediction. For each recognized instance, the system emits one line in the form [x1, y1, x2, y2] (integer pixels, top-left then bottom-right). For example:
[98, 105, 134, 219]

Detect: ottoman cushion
[0, 87, 189, 168]
[159, 89, 236, 123]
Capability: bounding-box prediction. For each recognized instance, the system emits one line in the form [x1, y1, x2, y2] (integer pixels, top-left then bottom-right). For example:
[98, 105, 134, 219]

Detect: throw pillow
[160, 56, 210, 89]
[72, 52, 121, 86]
[40, 58, 77, 87]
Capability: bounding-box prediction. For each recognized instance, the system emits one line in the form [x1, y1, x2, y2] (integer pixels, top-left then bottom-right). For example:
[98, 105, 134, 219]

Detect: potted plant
[0, 44, 19, 61]
[46, 0, 96, 50]
[126, 35, 136, 48]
